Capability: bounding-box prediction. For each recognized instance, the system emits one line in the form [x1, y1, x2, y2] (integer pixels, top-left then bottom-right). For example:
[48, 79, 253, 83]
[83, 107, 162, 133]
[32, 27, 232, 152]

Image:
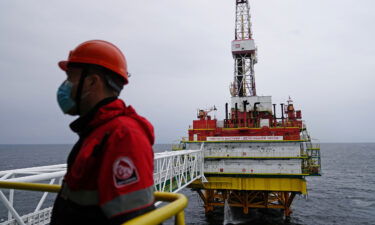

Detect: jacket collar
[70, 97, 119, 136]
[69, 97, 155, 145]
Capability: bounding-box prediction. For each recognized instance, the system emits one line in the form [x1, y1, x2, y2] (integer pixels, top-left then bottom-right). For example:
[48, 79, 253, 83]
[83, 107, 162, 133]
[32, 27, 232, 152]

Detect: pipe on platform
[281, 103, 285, 125]
[253, 102, 260, 112]
[273, 104, 277, 126]
[235, 103, 238, 126]
[253, 102, 260, 127]
[225, 103, 228, 121]
[243, 100, 249, 127]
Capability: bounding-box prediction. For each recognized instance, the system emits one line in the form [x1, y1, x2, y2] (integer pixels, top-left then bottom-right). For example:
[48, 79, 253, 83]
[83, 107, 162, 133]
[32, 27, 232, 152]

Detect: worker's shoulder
[107, 113, 150, 136]
[105, 115, 135, 129]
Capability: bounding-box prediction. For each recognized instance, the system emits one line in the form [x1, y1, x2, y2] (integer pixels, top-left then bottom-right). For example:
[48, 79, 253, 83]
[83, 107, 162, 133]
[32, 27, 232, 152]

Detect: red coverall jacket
[51, 98, 155, 225]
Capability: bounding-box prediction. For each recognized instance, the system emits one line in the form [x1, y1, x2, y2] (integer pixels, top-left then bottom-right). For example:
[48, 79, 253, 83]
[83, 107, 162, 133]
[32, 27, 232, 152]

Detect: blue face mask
[57, 80, 76, 114]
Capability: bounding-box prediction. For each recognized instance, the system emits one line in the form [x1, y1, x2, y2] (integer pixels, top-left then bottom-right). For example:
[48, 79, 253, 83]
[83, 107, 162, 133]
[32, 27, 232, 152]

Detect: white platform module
[202, 142, 301, 158]
[204, 159, 302, 175]
[231, 96, 272, 112]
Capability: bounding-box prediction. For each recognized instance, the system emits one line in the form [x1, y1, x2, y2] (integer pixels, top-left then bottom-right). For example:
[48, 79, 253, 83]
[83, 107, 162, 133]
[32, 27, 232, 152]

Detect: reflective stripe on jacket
[51, 98, 155, 224]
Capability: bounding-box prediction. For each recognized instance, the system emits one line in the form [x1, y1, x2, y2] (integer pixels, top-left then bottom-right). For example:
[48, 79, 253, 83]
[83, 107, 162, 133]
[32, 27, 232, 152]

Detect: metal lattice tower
[234, 0, 252, 40]
[230, 0, 257, 97]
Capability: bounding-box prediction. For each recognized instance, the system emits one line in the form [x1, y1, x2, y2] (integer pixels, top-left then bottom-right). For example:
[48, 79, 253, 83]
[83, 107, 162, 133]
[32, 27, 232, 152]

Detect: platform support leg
[197, 189, 214, 214]
[283, 192, 295, 219]
[196, 189, 297, 219]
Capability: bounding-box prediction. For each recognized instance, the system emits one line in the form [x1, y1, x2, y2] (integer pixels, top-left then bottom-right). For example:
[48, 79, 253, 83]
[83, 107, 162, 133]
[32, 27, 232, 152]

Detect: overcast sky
[0, 0, 374, 144]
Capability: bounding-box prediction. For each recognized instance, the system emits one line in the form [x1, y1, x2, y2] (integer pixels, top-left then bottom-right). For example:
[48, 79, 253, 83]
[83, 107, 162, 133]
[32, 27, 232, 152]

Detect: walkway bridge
[0, 147, 205, 225]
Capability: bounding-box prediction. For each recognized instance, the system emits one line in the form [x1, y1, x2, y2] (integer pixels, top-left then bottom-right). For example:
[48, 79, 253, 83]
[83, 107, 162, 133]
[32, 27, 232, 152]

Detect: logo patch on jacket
[113, 157, 139, 187]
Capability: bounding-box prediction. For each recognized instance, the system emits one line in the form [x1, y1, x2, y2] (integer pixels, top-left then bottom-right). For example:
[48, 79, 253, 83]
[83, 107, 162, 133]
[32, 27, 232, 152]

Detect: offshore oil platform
[176, 0, 322, 219]
[0, 1, 321, 224]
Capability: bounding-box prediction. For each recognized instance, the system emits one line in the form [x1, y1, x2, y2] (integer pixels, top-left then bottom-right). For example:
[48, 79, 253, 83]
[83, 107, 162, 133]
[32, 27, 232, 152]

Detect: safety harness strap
[75, 67, 89, 115]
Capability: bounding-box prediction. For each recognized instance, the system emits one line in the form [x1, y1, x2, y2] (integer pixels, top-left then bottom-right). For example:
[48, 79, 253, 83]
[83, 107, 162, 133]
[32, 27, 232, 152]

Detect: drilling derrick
[231, 0, 257, 97]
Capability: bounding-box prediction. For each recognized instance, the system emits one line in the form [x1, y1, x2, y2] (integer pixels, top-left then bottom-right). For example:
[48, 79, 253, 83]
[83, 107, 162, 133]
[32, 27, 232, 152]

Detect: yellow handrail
[124, 192, 187, 225]
[0, 181, 188, 225]
[0, 181, 61, 193]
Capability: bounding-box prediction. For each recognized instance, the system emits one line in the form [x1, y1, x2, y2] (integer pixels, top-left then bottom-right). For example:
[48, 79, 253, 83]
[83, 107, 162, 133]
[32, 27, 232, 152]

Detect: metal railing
[303, 142, 321, 176]
[0, 181, 188, 225]
[0, 164, 66, 224]
[154, 149, 204, 193]
[0, 149, 204, 224]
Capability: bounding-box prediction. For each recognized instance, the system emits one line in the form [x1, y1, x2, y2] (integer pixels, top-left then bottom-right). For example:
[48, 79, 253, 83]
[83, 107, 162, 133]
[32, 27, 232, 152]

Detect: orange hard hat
[58, 40, 129, 84]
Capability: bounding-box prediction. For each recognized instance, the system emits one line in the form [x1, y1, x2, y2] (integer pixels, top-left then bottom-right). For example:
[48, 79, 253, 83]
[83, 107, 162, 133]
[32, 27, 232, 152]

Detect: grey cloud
[0, 0, 374, 144]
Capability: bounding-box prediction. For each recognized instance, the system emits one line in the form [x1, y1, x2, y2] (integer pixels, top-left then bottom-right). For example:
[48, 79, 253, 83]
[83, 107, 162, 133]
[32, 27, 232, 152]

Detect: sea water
[0, 143, 374, 225]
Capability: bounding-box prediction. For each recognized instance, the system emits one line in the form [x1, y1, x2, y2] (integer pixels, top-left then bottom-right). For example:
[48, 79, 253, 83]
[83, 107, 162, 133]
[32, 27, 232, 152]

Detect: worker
[51, 40, 155, 225]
